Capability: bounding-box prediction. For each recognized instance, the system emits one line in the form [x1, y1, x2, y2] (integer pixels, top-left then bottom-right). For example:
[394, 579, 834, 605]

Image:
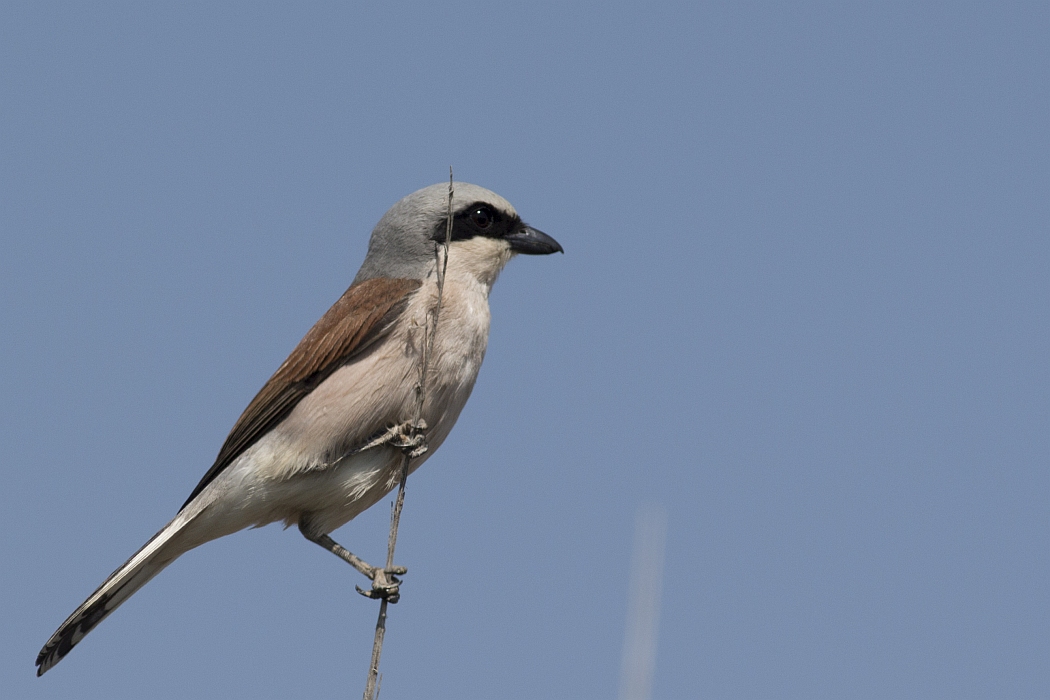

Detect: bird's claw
[355, 566, 406, 603]
[390, 419, 428, 458]
[357, 419, 428, 459]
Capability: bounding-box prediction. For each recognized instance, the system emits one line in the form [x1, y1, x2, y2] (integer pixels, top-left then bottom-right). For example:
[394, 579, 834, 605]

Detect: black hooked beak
[504, 224, 564, 255]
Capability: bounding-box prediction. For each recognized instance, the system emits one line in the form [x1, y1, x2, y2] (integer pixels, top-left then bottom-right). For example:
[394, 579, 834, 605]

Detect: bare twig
[362, 168, 455, 700]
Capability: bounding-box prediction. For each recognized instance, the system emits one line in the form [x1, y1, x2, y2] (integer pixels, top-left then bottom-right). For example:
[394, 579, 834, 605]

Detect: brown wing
[180, 277, 422, 511]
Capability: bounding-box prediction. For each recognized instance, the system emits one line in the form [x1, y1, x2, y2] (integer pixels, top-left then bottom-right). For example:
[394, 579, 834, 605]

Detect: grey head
[353, 182, 562, 284]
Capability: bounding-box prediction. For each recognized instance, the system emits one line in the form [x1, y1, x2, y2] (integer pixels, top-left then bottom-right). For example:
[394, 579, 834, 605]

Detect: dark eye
[470, 207, 493, 229]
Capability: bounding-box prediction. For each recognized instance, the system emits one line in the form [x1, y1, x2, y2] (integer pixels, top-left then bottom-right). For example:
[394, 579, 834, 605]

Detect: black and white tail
[36, 512, 195, 675]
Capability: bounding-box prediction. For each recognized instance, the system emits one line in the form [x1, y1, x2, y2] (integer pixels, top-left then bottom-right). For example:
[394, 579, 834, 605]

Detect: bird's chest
[412, 279, 492, 442]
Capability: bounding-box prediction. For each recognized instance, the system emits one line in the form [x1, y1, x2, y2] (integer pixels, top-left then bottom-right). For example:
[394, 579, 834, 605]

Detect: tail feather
[36, 513, 194, 676]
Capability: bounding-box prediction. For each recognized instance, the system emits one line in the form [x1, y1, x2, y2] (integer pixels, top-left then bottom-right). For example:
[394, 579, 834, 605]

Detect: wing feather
[179, 277, 422, 510]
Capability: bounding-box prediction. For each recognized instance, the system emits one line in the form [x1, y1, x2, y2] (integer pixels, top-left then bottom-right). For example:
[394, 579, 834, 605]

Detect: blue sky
[2, 2, 1048, 698]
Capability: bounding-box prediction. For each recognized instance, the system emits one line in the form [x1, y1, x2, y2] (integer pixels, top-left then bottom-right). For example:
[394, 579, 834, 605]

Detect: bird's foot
[356, 566, 406, 603]
[389, 419, 428, 458]
[357, 419, 429, 459]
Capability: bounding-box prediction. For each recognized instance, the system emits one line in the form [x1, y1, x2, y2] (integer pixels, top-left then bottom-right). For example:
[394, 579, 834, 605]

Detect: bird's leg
[297, 420, 426, 603]
[298, 521, 406, 603]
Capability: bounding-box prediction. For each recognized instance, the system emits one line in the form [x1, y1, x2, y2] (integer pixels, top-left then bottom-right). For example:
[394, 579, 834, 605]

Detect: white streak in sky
[618, 502, 668, 700]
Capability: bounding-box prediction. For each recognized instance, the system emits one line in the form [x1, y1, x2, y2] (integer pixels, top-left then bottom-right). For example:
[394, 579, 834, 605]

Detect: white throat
[437, 236, 514, 292]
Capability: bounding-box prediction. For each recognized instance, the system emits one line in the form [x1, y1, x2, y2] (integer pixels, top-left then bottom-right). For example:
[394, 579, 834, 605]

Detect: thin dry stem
[362, 168, 454, 700]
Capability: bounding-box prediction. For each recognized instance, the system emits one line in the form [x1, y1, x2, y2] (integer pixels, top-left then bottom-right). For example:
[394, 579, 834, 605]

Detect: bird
[36, 181, 562, 676]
